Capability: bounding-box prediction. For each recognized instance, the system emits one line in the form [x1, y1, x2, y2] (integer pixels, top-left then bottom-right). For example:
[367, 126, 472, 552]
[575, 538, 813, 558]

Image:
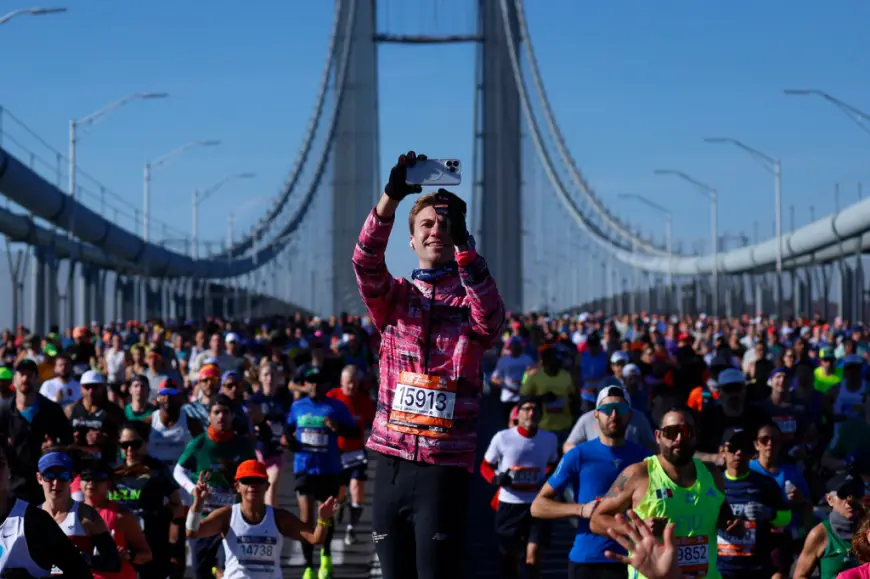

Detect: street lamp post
[618, 193, 673, 308]
[704, 137, 783, 318]
[191, 172, 255, 259]
[0, 7, 66, 25]
[69, 92, 169, 239]
[784, 89, 870, 135]
[143, 139, 221, 242]
[654, 169, 719, 316]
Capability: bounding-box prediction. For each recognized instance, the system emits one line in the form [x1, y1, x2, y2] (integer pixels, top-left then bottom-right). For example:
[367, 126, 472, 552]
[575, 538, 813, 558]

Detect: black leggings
[371, 454, 470, 579]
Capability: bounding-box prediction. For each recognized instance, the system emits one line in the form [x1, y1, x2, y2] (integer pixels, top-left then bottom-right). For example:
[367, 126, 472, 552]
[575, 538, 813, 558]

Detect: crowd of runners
[0, 151, 869, 579]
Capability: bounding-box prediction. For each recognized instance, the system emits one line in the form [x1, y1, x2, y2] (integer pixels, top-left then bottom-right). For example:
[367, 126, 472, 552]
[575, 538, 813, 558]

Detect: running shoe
[302, 566, 316, 579]
[344, 528, 358, 546]
[319, 552, 334, 579]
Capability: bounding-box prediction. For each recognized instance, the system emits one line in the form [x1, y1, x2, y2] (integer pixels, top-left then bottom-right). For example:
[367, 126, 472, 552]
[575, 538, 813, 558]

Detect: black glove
[432, 189, 469, 246]
[384, 151, 426, 201]
[494, 472, 513, 488]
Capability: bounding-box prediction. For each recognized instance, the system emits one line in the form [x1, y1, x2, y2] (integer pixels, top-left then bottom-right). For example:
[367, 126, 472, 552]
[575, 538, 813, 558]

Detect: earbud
[409, 240, 415, 250]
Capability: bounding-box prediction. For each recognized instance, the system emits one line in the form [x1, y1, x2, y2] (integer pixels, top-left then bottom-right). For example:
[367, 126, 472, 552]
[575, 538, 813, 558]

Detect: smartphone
[405, 158, 462, 187]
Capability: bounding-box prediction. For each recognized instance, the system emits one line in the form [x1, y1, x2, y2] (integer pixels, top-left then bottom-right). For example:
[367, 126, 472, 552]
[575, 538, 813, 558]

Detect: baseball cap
[221, 370, 241, 383]
[717, 368, 745, 387]
[596, 384, 631, 408]
[235, 459, 268, 481]
[14, 359, 37, 374]
[827, 472, 865, 498]
[198, 365, 221, 381]
[38, 451, 72, 473]
[158, 378, 180, 396]
[225, 332, 240, 344]
[43, 344, 58, 357]
[0, 367, 12, 381]
[622, 363, 641, 378]
[820, 347, 836, 360]
[610, 351, 630, 364]
[720, 427, 754, 449]
[80, 370, 106, 386]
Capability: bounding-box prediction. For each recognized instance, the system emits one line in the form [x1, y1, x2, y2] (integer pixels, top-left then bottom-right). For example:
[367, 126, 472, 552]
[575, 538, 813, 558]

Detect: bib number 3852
[388, 371, 457, 439]
[675, 536, 709, 577]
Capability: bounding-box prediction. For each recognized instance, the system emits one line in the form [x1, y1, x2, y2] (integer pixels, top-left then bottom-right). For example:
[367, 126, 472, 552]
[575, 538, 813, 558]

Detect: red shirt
[327, 387, 376, 452]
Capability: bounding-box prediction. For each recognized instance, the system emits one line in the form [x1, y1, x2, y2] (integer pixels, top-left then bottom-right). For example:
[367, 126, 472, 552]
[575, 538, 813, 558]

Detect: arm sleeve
[547, 449, 580, 493]
[456, 250, 506, 343]
[24, 504, 95, 577]
[174, 463, 197, 495]
[89, 530, 123, 572]
[351, 209, 400, 331]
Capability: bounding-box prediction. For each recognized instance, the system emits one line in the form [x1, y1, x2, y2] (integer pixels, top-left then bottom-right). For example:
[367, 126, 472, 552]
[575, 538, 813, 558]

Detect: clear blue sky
[1, 0, 870, 323]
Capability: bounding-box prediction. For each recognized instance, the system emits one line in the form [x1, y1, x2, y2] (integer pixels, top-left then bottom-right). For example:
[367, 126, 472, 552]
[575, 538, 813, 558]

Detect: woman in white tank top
[149, 383, 193, 470]
[185, 460, 339, 579]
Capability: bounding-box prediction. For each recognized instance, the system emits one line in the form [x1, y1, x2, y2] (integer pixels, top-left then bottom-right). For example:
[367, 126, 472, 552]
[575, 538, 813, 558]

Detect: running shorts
[494, 502, 549, 552]
[294, 472, 342, 502]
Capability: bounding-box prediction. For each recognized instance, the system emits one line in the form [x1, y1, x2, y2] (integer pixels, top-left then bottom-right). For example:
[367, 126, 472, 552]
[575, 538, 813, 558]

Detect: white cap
[596, 383, 631, 407]
[225, 332, 240, 344]
[80, 370, 105, 386]
[717, 368, 745, 386]
[610, 351, 630, 364]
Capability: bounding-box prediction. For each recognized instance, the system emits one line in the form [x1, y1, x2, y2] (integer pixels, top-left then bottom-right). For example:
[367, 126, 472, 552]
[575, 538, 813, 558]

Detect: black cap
[827, 472, 865, 498]
[721, 427, 754, 449]
[516, 395, 540, 408]
[14, 359, 37, 374]
[304, 368, 326, 384]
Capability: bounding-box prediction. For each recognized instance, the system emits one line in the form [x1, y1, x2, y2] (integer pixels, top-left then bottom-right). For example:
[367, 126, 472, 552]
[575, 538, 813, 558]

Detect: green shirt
[125, 404, 156, 421]
[177, 433, 256, 513]
[820, 518, 859, 579]
[633, 455, 724, 579]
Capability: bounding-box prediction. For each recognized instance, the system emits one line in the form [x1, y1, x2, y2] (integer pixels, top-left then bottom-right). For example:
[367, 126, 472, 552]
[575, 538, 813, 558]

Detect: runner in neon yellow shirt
[590, 407, 743, 579]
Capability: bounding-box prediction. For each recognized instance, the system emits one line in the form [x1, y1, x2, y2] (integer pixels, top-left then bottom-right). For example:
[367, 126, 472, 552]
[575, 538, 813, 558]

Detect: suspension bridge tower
[330, 0, 524, 315]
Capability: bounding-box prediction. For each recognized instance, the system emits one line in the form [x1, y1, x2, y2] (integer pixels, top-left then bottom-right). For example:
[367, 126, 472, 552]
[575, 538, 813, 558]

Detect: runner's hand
[604, 510, 680, 579]
[318, 497, 338, 520]
[724, 518, 745, 537]
[493, 472, 513, 488]
[324, 417, 337, 432]
[191, 471, 211, 510]
[384, 151, 426, 201]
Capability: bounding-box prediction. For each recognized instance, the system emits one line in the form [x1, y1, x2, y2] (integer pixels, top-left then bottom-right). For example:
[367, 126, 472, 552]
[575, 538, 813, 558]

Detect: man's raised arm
[589, 461, 648, 536]
[351, 152, 424, 331]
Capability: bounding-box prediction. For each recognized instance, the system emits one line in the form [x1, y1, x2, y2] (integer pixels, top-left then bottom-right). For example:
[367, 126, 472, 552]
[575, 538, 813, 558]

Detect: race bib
[509, 466, 541, 491]
[388, 372, 457, 439]
[341, 449, 367, 469]
[675, 536, 709, 577]
[236, 535, 279, 563]
[717, 521, 757, 557]
[300, 429, 329, 451]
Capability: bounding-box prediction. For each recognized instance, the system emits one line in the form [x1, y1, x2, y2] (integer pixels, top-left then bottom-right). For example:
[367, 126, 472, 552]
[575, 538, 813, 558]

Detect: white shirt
[484, 427, 559, 504]
[105, 349, 127, 384]
[222, 503, 283, 579]
[150, 409, 193, 470]
[492, 354, 534, 403]
[39, 377, 82, 408]
[0, 499, 50, 577]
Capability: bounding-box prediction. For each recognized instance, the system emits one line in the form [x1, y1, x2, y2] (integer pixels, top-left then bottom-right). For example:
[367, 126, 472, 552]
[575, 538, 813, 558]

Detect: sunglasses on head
[41, 470, 72, 482]
[660, 424, 694, 441]
[119, 440, 143, 450]
[238, 477, 267, 486]
[596, 401, 630, 417]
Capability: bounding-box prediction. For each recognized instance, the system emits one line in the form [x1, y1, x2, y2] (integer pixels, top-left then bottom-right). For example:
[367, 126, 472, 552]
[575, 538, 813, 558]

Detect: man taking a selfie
[352, 150, 505, 579]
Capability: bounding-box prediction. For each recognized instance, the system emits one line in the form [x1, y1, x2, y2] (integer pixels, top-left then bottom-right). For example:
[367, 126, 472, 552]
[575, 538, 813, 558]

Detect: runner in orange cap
[186, 459, 337, 579]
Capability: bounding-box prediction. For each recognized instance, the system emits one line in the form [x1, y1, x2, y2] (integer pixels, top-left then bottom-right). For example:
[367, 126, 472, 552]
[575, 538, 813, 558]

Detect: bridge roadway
[187, 394, 574, 578]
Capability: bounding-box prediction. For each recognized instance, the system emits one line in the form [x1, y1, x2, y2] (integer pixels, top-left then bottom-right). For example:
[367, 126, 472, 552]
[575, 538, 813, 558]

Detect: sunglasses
[756, 435, 780, 446]
[120, 440, 143, 450]
[82, 383, 102, 390]
[596, 402, 630, 417]
[238, 477, 267, 486]
[223, 382, 241, 389]
[724, 443, 753, 454]
[41, 470, 72, 482]
[660, 424, 694, 441]
[80, 472, 109, 482]
[719, 384, 743, 395]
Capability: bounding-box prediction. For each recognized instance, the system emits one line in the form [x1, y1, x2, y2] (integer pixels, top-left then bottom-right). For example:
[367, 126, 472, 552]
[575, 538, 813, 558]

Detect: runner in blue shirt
[531, 385, 652, 579]
[285, 367, 359, 579]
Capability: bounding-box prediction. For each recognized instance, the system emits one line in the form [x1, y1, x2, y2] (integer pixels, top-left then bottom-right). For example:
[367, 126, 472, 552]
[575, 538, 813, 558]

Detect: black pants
[568, 562, 627, 579]
[372, 453, 470, 579]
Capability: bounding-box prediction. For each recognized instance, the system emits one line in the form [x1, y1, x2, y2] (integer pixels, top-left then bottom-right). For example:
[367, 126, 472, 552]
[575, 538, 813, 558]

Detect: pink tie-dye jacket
[352, 208, 506, 471]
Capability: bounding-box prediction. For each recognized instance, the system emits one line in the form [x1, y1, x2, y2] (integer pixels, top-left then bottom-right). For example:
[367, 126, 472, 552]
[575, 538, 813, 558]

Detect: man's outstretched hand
[385, 151, 427, 201]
